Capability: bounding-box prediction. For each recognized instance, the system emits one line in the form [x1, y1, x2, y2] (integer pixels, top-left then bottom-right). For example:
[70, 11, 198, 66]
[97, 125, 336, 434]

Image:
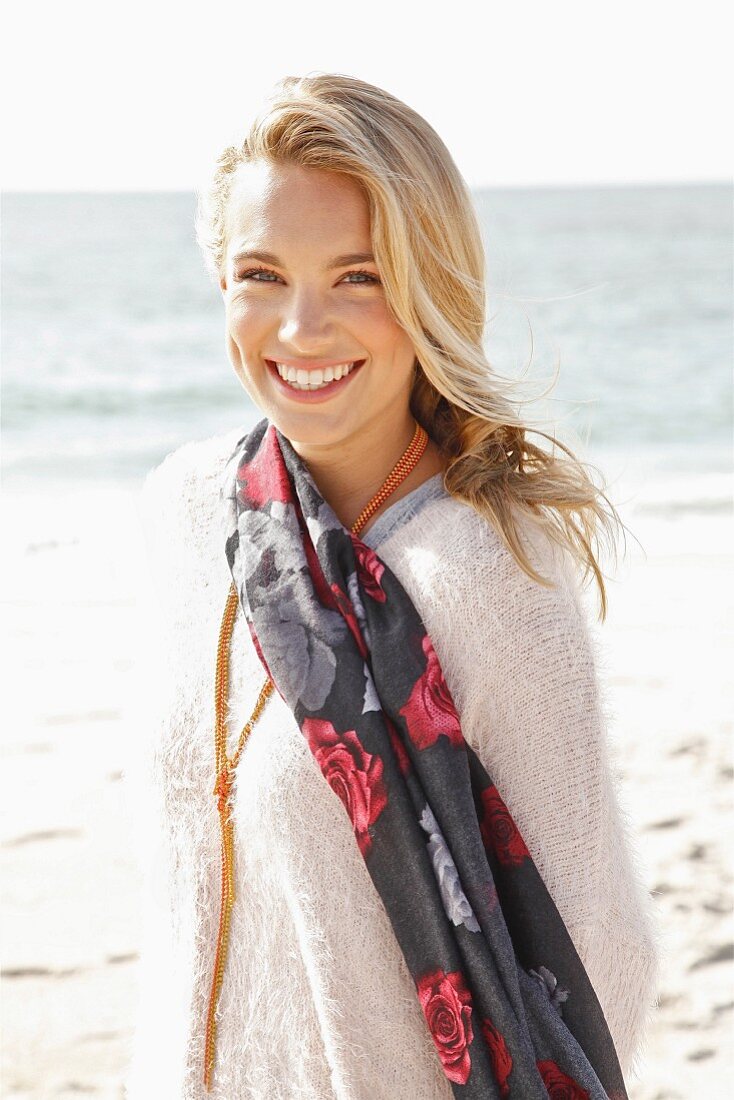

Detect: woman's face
[219, 159, 418, 450]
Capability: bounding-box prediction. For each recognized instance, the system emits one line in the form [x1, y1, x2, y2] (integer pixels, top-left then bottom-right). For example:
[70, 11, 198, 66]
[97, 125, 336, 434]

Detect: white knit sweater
[123, 426, 658, 1100]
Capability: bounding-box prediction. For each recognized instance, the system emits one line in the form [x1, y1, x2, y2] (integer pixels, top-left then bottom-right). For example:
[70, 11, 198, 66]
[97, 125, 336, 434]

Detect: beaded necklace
[203, 420, 429, 1090]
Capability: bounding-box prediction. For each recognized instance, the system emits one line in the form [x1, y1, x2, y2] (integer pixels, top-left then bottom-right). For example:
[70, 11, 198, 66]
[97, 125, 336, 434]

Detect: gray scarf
[222, 416, 628, 1100]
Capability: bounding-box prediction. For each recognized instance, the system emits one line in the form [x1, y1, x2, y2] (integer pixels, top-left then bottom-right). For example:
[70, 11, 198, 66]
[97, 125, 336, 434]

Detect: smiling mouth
[266, 359, 366, 395]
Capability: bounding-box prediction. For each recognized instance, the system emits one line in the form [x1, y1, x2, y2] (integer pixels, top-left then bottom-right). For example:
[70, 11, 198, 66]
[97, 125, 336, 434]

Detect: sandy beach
[1, 461, 732, 1099]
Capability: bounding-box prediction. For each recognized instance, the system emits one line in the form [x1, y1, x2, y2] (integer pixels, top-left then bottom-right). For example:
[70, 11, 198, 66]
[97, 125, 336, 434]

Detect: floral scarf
[221, 417, 628, 1100]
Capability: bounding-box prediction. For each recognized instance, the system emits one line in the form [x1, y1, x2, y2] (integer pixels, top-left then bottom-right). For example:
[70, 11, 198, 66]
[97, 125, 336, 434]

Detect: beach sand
[1, 466, 732, 1099]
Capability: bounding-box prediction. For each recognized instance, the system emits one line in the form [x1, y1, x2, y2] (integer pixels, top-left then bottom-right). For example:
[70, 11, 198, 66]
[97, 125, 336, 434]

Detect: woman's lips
[266, 359, 366, 403]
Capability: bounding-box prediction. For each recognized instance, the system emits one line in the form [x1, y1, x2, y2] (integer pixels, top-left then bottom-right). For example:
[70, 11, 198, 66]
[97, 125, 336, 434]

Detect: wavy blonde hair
[195, 72, 626, 621]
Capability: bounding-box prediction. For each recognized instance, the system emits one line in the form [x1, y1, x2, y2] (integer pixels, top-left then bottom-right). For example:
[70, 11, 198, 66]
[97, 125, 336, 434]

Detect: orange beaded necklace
[203, 420, 429, 1090]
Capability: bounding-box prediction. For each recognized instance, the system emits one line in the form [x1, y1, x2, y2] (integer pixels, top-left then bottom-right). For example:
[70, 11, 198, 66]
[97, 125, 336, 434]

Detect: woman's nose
[277, 289, 334, 350]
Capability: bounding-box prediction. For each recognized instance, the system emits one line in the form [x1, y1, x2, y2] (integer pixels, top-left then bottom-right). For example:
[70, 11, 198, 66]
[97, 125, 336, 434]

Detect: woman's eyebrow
[230, 249, 376, 269]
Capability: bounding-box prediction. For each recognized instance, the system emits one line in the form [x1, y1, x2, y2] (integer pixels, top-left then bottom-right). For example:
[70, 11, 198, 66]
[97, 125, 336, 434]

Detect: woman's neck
[289, 421, 447, 534]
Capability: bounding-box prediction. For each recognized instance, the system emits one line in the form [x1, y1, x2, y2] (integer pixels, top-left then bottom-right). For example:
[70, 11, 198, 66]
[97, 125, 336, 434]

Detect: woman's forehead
[224, 161, 372, 260]
[229, 160, 365, 213]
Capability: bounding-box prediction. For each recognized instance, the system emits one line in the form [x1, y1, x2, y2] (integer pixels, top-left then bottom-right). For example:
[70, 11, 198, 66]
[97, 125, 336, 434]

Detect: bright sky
[2, 0, 730, 191]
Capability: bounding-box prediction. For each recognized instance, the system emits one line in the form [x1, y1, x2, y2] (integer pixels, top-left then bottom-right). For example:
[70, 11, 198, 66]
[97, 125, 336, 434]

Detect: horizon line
[2, 177, 731, 197]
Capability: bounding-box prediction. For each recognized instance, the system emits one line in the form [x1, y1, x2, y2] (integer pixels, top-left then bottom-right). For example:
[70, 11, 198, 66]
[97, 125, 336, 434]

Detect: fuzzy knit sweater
[123, 426, 658, 1100]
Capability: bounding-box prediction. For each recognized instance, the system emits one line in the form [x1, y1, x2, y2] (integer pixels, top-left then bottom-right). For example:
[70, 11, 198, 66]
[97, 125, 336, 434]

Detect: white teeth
[275, 361, 358, 391]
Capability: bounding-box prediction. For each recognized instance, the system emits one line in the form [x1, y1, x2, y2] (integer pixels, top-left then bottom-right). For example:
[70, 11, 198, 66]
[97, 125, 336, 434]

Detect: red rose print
[399, 634, 463, 750]
[480, 1016, 513, 1097]
[330, 583, 369, 659]
[480, 785, 531, 867]
[385, 713, 412, 777]
[536, 1059, 591, 1099]
[236, 425, 293, 506]
[416, 968, 474, 1085]
[351, 538, 387, 602]
[302, 717, 387, 858]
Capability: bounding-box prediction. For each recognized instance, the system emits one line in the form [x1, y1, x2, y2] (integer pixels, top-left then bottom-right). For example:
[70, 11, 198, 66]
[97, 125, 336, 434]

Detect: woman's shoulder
[382, 489, 605, 689]
[141, 426, 245, 508]
[384, 489, 583, 611]
[134, 426, 250, 606]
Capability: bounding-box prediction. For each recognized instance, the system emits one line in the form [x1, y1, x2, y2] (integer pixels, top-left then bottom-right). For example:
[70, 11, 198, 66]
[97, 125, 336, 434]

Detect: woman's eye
[237, 267, 279, 282]
[343, 270, 380, 285]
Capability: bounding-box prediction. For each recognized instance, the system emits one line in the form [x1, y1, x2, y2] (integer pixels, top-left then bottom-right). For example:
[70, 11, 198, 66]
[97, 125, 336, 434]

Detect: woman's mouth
[266, 359, 366, 402]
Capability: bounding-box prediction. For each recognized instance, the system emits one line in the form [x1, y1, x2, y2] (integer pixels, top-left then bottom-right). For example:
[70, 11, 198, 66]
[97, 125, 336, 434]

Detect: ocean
[2, 184, 732, 509]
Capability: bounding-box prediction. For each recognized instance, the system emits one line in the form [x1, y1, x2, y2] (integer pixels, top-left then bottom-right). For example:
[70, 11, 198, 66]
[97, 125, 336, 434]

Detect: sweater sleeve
[416, 508, 660, 1082]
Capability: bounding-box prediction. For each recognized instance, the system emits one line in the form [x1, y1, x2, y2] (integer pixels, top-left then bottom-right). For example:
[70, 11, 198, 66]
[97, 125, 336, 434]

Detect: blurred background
[1, 1, 732, 1097]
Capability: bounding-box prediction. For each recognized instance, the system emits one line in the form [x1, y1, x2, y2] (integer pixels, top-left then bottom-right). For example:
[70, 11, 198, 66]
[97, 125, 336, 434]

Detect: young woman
[126, 73, 658, 1100]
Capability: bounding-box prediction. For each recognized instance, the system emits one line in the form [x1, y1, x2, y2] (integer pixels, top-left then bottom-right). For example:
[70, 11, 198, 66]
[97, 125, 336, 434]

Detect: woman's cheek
[225, 331, 246, 377]
[226, 300, 269, 358]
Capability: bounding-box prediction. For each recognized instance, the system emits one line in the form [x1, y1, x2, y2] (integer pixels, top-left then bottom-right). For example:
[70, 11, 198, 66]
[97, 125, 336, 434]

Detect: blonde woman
[127, 73, 658, 1099]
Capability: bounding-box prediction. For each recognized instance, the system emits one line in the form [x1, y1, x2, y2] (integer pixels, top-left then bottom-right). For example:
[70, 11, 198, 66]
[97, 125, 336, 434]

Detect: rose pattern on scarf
[236, 508, 290, 585]
[416, 968, 474, 1085]
[537, 1059, 592, 1099]
[303, 525, 338, 609]
[385, 712, 412, 777]
[480, 784, 532, 867]
[530, 965, 569, 1013]
[480, 1016, 513, 1097]
[357, 668, 412, 775]
[246, 572, 343, 712]
[235, 433, 293, 506]
[223, 419, 630, 1100]
[399, 634, 463, 750]
[351, 537, 387, 602]
[419, 804, 480, 932]
[247, 618, 273, 684]
[361, 661, 382, 715]
[330, 582, 369, 660]
[347, 569, 372, 650]
[302, 717, 387, 858]
[235, 504, 347, 713]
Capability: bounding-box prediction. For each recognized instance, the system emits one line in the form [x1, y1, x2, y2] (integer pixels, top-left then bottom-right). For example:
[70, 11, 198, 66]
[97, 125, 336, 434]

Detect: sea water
[2, 184, 731, 515]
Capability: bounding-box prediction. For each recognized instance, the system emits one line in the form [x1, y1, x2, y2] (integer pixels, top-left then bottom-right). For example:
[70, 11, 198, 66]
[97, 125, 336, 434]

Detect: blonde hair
[195, 72, 626, 621]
